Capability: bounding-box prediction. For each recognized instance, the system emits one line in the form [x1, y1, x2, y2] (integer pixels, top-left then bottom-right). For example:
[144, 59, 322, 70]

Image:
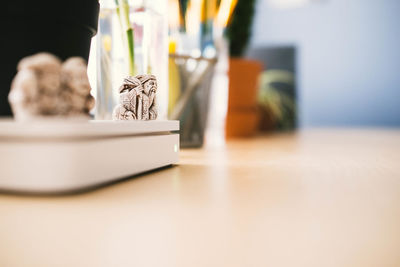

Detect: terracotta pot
[226, 108, 259, 137]
[226, 58, 263, 138]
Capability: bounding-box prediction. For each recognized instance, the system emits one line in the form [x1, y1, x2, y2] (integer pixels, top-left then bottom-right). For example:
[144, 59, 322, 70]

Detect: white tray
[0, 119, 179, 193]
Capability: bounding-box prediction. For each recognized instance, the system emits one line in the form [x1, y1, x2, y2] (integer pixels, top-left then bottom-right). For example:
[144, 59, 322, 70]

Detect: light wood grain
[0, 129, 399, 267]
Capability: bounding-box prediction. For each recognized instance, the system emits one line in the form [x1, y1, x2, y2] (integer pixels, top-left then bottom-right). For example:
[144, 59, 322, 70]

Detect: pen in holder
[168, 54, 217, 148]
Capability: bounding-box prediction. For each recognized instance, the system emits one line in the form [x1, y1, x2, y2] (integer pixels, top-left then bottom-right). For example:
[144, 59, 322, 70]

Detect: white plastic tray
[0, 119, 179, 193]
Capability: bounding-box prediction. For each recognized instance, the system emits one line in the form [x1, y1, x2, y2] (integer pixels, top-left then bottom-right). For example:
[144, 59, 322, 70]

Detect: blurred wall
[251, 0, 400, 127]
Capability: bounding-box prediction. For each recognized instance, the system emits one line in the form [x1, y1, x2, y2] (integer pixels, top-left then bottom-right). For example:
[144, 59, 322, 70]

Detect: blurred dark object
[247, 46, 297, 131]
[226, 0, 257, 57]
[247, 46, 296, 73]
[1, 0, 99, 116]
[226, 58, 262, 138]
[169, 54, 217, 148]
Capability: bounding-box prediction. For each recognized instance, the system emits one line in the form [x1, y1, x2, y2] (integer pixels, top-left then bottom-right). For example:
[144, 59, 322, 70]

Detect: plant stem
[115, 0, 135, 75]
[126, 27, 135, 75]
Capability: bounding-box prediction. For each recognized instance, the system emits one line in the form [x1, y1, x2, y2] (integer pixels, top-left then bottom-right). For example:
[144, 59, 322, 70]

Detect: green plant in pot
[1, 0, 100, 116]
[225, 0, 262, 137]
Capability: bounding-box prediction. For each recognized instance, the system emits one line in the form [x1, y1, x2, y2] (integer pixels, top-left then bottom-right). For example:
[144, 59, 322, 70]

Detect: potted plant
[225, 0, 262, 137]
[1, 0, 100, 116]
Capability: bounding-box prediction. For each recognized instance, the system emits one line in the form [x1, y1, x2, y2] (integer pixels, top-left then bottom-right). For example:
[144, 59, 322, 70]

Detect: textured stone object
[112, 74, 158, 121]
[8, 53, 94, 120]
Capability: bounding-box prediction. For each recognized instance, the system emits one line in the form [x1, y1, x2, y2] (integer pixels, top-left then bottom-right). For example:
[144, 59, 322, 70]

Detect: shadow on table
[0, 165, 177, 197]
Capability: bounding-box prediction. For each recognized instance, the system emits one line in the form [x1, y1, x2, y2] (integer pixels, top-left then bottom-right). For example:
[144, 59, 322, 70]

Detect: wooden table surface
[1, 129, 399, 267]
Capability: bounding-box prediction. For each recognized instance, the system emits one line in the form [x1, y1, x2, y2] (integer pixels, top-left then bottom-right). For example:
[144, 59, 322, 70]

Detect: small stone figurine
[8, 53, 94, 120]
[112, 74, 158, 121]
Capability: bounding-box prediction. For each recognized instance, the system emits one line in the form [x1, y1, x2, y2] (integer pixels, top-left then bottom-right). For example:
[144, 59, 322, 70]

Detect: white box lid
[0, 119, 179, 139]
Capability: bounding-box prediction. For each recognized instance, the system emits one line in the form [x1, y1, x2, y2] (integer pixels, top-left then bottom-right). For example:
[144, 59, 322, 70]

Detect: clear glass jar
[95, 0, 168, 120]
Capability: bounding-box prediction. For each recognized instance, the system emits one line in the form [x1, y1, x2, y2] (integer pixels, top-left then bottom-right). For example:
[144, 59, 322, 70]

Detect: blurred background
[89, 0, 400, 147]
[253, 0, 400, 127]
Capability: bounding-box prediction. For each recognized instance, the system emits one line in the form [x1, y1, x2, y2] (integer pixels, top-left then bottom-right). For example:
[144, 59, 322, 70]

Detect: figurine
[137, 74, 158, 120]
[112, 74, 158, 121]
[8, 52, 94, 120]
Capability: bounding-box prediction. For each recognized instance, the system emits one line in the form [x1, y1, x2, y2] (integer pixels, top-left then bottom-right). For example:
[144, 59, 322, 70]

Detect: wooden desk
[1, 129, 399, 267]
